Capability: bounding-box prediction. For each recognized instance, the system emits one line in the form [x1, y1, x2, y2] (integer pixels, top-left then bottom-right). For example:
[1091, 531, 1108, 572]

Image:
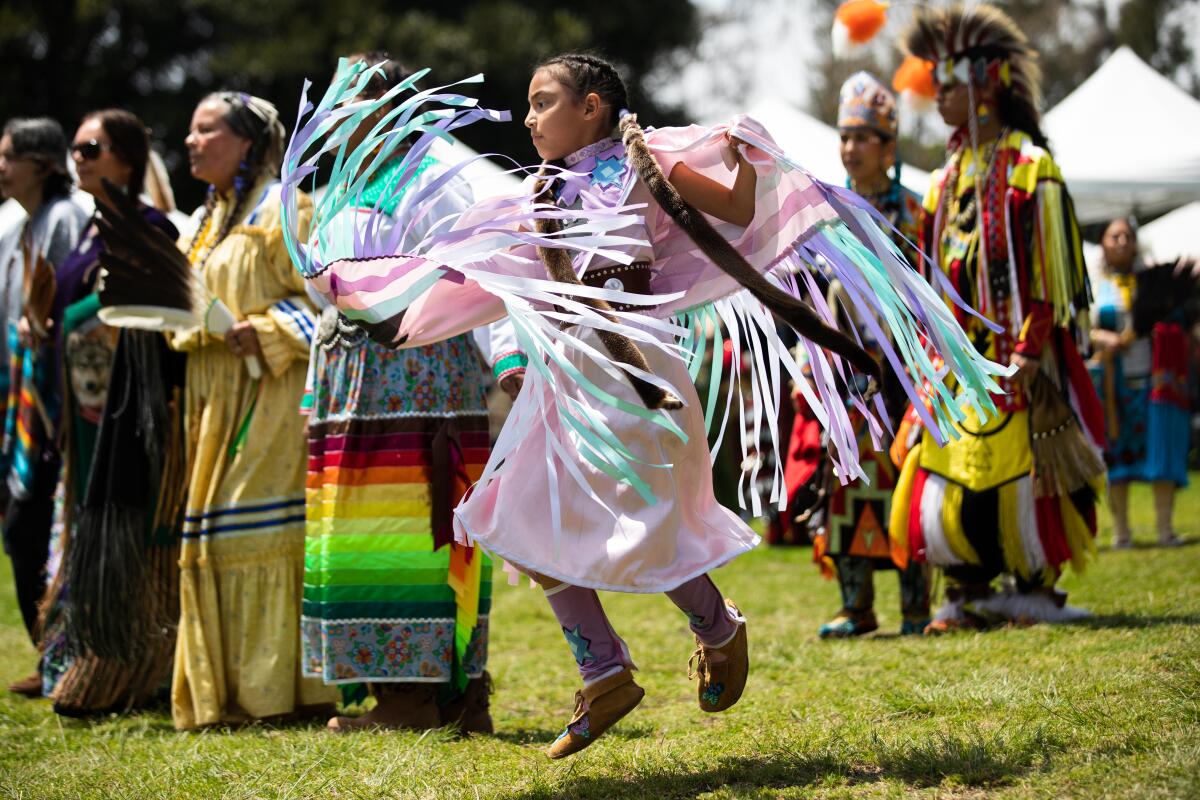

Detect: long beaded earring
[233, 159, 250, 197]
[977, 103, 992, 127]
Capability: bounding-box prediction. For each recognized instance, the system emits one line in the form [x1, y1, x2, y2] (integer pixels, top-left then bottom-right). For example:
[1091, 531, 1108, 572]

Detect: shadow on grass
[23, 700, 180, 734]
[1072, 613, 1200, 630]
[491, 722, 656, 747]
[1103, 538, 1199, 551]
[40, 696, 351, 734]
[506, 728, 1061, 799]
[855, 632, 921, 642]
[824, 612, 1200, 637]
[490, 727, 565, 746]
[874, 728, 1059, 786]
[510, 751, 845, 800]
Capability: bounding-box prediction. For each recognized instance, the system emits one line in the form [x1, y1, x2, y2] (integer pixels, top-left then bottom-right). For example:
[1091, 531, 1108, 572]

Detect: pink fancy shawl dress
[280, 63, 1009, 591]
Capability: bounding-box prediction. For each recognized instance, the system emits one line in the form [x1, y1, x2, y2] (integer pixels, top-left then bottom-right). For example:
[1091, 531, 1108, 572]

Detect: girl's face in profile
[524, 68, 605, 162]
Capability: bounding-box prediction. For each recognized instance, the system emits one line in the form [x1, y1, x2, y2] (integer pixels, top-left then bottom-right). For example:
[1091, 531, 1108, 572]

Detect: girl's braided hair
[186, 92, 286, 265]
[536, 53, 629, 131]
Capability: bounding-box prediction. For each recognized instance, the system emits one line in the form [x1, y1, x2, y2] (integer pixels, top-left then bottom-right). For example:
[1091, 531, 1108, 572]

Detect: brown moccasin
[439, 672, 495, 735]
[546, 667, 644, 759]
[327, 684, 441, 732]
[689, 599, 748, 713]
[7, 672, 42, 698]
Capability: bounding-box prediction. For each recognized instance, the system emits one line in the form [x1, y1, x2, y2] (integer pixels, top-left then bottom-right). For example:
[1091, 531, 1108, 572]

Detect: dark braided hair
[185, 92, 286, 265]
[536, 53, 629, 130]
[996, 90, 1049, 152]
[345, 51, 416, 98]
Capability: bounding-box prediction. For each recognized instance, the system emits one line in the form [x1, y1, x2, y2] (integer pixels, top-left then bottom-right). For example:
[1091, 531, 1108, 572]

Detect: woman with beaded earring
[799, 72, 931, 639]
[167, 92, 336, 728]
[887, 4, 1108, 631]
[1088, 217, 1194, 548]
[0, 117, 89, 697]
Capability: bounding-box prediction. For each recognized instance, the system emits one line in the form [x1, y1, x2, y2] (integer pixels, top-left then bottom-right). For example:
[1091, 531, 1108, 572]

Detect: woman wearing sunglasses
[0, 117, 89, 698]
[34, 109, 186, 717]
[54, 111, 180, 336]
[888, 4, 1107, 632]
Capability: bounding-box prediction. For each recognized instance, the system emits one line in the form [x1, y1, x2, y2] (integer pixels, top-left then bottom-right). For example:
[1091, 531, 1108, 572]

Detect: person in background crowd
[301, 53, 523, 734]
[0, 117, 89, 697]
[1088, 217, 1194, 548]
[167, 92, 336, 728]
[889, 4, 1107, 631]
[34, 109, 185, 716]
[801, 72, 930, 639]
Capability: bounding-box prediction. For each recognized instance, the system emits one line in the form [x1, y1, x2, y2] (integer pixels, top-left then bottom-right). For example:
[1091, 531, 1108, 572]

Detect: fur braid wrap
[619, 115, 882, 382]
[532, 173, 681, 411]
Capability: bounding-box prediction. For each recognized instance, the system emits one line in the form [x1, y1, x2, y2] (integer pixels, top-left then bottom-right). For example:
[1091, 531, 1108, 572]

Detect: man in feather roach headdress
[887, 3, 1108, 630]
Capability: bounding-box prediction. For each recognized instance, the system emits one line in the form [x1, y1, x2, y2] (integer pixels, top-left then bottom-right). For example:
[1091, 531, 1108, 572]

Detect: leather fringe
[532, 170, 681, 411]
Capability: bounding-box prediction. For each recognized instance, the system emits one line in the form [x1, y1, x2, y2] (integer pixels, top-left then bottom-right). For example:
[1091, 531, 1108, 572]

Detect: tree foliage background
[0, 0, 700, 209]
[4, 0, 1197, 208]
[803, 0, 1200, 170]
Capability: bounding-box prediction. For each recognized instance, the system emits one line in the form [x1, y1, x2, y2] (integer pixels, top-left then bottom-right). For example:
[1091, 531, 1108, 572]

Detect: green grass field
[1, 482, 1198, 799]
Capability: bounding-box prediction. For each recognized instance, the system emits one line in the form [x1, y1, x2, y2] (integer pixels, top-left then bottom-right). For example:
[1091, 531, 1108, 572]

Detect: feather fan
[93, 179, 261, 378]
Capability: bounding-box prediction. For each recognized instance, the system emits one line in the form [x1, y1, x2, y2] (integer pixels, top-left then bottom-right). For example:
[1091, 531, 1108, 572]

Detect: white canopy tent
[706, 97, 931, 197]
[434, 136, 526, 200]
[1045, 47, 1200, 225]
[1139, 201, 1200, 262]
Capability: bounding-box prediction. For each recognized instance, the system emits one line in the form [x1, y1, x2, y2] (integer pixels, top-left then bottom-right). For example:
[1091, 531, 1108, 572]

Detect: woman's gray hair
[203, 92, 287, 179]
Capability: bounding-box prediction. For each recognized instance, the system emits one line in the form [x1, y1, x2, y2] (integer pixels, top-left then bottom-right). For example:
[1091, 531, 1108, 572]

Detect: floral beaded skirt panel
[302, 329, 492, 684]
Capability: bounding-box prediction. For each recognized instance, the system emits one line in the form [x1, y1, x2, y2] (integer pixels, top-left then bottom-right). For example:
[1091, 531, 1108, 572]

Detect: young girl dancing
[270, 54, 1009, 757]
[99, 53, 1005, 753]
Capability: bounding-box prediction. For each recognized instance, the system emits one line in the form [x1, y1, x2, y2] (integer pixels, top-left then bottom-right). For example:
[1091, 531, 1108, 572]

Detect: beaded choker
[564, 138, 618, 167]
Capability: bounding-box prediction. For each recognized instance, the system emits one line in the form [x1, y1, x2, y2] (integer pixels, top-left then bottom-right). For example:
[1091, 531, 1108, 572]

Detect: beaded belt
[580, 262, 654, 313]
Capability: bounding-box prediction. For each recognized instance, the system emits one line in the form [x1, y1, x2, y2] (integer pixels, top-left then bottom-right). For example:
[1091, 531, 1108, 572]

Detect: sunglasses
[70, 139, 111, 161]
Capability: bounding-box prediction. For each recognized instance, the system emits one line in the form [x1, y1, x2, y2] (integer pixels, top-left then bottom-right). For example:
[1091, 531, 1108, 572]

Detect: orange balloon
[892, 55, 936, 101]
[834, 0, 890, 46]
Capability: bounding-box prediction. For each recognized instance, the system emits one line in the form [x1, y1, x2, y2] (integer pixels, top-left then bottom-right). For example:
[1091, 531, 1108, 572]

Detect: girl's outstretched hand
[669, 135, 758, 228]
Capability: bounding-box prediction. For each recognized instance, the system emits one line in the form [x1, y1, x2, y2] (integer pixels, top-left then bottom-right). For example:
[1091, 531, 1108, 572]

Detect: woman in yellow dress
[169, 91, 335, 728]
